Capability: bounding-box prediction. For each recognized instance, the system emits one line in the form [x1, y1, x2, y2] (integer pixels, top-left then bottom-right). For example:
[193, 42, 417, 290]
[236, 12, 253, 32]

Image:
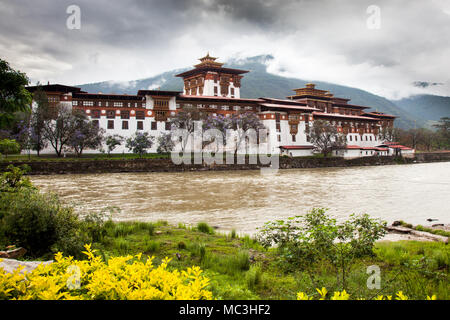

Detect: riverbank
[1, 220, 448, 300]
[1, 152, 450, 175]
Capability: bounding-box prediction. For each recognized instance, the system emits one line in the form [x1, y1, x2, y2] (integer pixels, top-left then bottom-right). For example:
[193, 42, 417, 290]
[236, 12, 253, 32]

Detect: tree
[379, 126, 400, 143]
[229, 112, 265, 154]
[68, 111, 105, 157]
[157, 132, 175, 154]
[105, 135, 123, 155]
[305, 120, 347, 157]
[0, 59, 32, 128]
[202, 114, 232, 152]
[257, 208, 386, 290]
[126, 132, 154, 157]
[433, 117, 450, 149]
[29, 87, 51, 156]
[42, 105, 77, 157]
[170, 106, 205, 152]
[0, 139, 21, 158]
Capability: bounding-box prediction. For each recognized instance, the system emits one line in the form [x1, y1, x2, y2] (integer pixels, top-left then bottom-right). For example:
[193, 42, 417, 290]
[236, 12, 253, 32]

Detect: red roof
[364, 112, 397, 118]
[178, 95, 263, 102]
[312, 112, 379, 121]
[280, 145, 315, 150]
[259, 103, 319, 111]
[346, 145, 362, 149]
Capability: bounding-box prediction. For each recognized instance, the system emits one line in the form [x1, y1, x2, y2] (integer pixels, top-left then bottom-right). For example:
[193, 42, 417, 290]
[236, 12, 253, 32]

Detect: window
[107, 110, 115, 119]
[114, 102, 123, 107]
[107, 120, 114, 129]
[98, 101, 102, 107]
[154, 99, 169, 108]
[136, 111, 145, 120]
[222, 105, 229, 111]
[165, 122, 171, 131]
[278, 135, 281, 142]
[349, 136, 352, 142]
[214, 87, 218, 96]
[91, 110, 101, 119]
[72, 101, 78, 106]
[355, 135, 358, 141]
[137, 121, 143, 130]
[292, 135, 296, 142]
[122, 121, 129, 130]
[151, 122, 157, 130]
[231, 88, 235, 96]
[276, 113, 281, 132]
[83, 101, 94, 106]
[121, 110, 130, 119]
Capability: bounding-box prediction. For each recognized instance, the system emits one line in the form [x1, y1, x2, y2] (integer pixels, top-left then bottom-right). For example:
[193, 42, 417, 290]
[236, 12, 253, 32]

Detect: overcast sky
[1, 0, 449, 100]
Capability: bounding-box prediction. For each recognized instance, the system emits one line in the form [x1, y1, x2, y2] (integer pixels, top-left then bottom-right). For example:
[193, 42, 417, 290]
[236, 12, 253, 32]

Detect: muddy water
[31, 162, 450, 236]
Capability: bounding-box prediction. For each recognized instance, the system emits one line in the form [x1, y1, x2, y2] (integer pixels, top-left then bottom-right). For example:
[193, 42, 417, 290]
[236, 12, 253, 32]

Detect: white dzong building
[27, 54, 413, 158]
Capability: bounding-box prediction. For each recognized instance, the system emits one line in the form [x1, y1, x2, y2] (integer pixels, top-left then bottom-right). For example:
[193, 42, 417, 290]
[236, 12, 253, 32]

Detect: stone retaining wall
[0, 152, 448, 175]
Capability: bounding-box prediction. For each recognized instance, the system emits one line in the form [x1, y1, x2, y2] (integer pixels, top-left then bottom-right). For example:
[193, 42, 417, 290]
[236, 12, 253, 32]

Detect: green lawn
[84, 220, 449, 300]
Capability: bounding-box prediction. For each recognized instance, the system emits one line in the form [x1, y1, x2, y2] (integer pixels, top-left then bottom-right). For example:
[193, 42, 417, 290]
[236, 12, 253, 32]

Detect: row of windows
[74, 101, 146, 108]
[154, 99, 169, 108]
[101, 120, 171, 131]
[90, 110, 146, 119]
[348, 135, 377, 142]
[177, 104, 254, 111]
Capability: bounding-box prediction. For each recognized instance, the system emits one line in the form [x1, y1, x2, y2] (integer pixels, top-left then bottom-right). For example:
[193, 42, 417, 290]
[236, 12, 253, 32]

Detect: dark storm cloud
[0, 0, 449, 98]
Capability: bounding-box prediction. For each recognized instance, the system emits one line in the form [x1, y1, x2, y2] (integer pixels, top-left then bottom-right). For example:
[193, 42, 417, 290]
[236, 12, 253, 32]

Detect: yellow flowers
[0, 245, 212, 300]
[297, 288, 437, 300]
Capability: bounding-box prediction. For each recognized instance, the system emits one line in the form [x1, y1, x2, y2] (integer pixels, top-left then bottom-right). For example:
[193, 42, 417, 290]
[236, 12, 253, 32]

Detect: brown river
[30, 162, 450, 236]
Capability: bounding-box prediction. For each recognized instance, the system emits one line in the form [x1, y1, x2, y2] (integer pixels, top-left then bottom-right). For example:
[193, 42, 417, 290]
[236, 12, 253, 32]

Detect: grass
[197, 222, 215, 235]
[0, 153, 171, 163]
[397, 220, 450, 238]
[81, 220, 449, 300]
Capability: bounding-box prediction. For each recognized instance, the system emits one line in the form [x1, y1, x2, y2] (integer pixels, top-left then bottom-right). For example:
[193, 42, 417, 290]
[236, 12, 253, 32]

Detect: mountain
[394, 95, 450, 127]
[77, 55, 437, 129]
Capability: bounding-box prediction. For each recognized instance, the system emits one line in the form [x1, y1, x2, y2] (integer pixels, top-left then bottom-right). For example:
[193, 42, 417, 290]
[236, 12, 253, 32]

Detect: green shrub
[197, 222, 214, 235]
[145, 239, 160, 253]
[257, 208, 387, 290]
[245, 263, 263, 290]
[231, 229, 237, 239]
[0, 188, 84, 258]
[177, 241, 187, 250]
[189, 243, 206, 261]
[147, 223, 156, 236]
[0, 139, 21, 158]
[114, 237, 130, 254]
[110, 222, 135, 238]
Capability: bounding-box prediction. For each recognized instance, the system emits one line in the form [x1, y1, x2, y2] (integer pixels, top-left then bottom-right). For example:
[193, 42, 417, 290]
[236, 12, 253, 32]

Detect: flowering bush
[297, 287, 437, 300]
[0, 244, 212, 300]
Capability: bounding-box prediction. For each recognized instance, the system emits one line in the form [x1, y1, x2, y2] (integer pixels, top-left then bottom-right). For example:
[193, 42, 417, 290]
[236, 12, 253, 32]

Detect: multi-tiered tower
[176, 53, 248, 98]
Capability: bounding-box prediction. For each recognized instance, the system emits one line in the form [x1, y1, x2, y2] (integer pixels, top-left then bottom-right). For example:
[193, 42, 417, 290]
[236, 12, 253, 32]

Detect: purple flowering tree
[169, 106, 206, 152]
[202, 114, 232, 152]
[68, 111, 105, 157]
[229, 112, 266, 154]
